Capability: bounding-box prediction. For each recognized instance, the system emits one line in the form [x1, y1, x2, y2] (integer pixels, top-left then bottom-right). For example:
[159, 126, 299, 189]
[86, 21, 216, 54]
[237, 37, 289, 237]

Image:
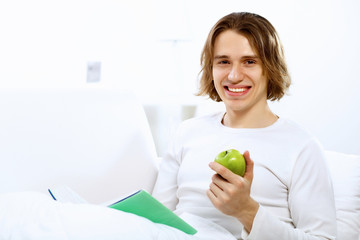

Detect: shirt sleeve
[242, 138, 337, 240]
[151, 127, 182, 211]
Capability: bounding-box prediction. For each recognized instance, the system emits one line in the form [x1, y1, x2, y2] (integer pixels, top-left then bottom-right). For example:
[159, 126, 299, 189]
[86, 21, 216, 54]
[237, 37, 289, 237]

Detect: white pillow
[325, 151, 360, 240]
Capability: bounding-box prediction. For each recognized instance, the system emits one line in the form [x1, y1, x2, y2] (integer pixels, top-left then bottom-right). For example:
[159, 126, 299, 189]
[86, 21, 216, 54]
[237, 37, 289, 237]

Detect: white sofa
[0, 88, 159, 204]
[0, 88, 359, 239]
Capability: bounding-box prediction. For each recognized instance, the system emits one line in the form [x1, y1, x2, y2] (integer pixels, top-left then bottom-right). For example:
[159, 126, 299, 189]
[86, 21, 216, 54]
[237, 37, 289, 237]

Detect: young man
[153, 12, 337, 239]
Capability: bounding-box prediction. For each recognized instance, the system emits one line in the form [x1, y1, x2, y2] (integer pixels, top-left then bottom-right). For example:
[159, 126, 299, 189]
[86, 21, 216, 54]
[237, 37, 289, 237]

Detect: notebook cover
[109, 190, 197, 235]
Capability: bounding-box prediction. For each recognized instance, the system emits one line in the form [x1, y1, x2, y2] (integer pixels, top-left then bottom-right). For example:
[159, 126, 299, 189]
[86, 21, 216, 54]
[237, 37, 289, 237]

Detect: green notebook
[109, 190, 197, 235]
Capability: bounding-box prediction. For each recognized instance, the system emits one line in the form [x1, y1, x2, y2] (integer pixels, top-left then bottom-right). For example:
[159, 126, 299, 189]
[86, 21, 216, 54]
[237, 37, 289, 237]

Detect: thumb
[243, 150, 254, 183]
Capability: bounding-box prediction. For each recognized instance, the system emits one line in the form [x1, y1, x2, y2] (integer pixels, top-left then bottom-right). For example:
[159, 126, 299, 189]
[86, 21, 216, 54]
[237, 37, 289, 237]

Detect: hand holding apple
[214, 149, 246, 177]
[208, 150, 259, 233]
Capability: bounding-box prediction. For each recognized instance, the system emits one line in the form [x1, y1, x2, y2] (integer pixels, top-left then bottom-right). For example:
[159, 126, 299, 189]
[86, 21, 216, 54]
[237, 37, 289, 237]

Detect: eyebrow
[214, 55, 259, 60]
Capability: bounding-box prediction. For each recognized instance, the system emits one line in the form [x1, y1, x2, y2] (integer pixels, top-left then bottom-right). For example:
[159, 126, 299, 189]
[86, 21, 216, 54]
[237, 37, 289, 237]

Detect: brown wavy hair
[197, 12, 291, 102]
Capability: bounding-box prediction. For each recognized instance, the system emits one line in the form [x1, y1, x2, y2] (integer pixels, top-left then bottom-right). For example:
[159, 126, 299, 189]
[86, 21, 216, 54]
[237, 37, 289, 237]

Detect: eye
[218, 60, 230, 64]
[245, 59, 256, 65]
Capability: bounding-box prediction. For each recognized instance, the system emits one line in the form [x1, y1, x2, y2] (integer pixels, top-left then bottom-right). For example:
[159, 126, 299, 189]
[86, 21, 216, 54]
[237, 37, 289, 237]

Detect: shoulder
[168, 112, 223, 156]
[276, 118, 314, 140]
[179, 111, 223, 131]
[170, 112, 224, 143]
[272, 117, 323, 153]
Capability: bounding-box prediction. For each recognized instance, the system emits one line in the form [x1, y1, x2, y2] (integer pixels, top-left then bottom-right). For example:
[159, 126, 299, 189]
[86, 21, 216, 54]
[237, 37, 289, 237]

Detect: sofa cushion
[325, 150, 360, 240]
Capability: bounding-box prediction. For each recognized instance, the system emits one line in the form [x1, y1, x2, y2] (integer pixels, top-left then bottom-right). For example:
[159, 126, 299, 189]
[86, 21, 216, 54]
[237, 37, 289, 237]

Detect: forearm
[241, 206, 336, 240]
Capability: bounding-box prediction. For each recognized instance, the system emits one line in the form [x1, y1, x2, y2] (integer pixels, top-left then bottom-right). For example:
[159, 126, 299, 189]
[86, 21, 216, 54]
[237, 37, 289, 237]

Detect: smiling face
[212, 30, 268, 115]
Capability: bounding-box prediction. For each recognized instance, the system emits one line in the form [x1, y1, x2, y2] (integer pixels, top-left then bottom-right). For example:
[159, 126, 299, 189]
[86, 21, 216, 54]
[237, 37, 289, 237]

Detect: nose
[228, 64, 244, 82]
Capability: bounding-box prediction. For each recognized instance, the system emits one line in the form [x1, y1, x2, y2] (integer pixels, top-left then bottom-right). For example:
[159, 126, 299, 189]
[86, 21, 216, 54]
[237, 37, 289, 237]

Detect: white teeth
[228, 87, 247, 92]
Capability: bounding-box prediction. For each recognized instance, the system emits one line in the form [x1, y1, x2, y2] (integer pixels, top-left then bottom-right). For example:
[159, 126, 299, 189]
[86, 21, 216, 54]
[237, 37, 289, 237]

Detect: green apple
[214, 149, 246, 177]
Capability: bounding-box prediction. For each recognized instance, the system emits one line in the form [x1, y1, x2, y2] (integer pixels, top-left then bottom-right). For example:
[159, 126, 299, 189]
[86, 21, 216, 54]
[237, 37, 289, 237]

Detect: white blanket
[0, 192, 236, 240]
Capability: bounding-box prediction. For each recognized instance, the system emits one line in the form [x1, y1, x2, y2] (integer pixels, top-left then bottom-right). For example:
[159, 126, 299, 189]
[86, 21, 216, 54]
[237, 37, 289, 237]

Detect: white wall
[0, 0, 359, 155]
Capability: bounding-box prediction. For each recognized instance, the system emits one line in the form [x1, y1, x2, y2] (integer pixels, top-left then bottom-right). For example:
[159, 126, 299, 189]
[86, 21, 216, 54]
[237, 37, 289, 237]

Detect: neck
[222, 104, 278, 128]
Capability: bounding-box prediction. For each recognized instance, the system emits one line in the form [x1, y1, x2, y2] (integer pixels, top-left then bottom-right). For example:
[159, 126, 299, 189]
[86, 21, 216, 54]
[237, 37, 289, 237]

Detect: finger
[208, 180, 230, 210]
[209, 180, 223, 197]
[243, 150, 254, 183]
[211, 173, 230, 191]
[209, 161, 239, 183]
[206, 189, 221, 208]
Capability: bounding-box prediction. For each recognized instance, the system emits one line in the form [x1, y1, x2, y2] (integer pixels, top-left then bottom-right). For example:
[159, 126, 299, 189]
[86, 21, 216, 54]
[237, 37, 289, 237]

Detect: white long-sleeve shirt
[152, 112, 337, 240]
